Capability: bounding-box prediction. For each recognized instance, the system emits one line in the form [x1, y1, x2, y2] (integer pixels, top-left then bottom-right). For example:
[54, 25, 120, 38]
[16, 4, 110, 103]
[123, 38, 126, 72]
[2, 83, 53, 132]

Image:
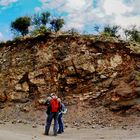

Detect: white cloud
[40, 0, 98, 31]
[39, 0, 140, 32]
[64, 0, 86, 12]
[102, 0, 133, 15]
[0, 0, 18, 6]
[114, 15, 140, 27]
[130, 0, 140, 14]
[100, 0, 140, 27]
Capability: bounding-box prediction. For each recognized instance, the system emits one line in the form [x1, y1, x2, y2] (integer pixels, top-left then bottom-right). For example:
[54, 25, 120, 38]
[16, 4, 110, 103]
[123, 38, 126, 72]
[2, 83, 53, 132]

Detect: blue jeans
[45, 112, 58, 135]
[58, 113, 64, 133]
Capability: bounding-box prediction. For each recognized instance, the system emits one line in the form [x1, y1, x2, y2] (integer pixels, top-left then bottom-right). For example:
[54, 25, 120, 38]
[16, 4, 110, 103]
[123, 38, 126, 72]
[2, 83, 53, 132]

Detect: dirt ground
[0, 123, 140, 140]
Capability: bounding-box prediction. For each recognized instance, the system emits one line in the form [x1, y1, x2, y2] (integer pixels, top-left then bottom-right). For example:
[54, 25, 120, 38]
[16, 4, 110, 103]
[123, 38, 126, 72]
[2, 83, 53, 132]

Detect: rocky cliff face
[0, 34, 140, 125]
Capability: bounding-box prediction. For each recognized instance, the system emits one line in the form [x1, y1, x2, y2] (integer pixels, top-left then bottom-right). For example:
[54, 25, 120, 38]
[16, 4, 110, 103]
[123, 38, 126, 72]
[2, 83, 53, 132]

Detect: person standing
[45, 94, 60, 136]
[57, 98, 67, 134]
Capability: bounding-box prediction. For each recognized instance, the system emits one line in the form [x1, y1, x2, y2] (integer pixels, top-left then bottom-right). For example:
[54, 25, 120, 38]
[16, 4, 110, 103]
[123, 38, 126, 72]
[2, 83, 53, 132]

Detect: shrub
[31, 26, 49, 37]
[102, 25, 120, 38]
[124, 26, 140, 43]
[11, 16, 31, 36]
[50, 18, 64, 32]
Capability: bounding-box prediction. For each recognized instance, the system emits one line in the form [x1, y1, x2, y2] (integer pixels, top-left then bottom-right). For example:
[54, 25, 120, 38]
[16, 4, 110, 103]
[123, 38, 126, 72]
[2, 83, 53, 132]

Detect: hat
[50, 93, 58, 99]
[50, 93, 55, 97]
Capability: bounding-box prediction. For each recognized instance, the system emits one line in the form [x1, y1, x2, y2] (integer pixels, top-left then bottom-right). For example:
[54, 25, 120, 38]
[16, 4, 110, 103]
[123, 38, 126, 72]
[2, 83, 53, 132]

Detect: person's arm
[46, 104, 51, 115]
[61, 103, 67, 114]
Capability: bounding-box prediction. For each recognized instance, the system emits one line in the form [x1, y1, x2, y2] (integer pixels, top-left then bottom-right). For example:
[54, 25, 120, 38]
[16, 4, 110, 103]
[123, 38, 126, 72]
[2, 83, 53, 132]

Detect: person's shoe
[44, 132, 49, 136]
[57, 131, 62, 134]
[54, 133, 57, 136]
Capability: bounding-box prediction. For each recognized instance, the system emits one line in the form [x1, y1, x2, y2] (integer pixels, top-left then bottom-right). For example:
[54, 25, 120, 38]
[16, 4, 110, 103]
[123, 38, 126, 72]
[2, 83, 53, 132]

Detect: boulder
[100, 75, 107, 79]
[66, 66, 76, 76]
[73, 55, 95, 73]
[30, 78, 46, 85]
[7, 91, 29, 102]
[115, 81, 133, 98]
[81, 63, 95, 73]
[28, 70, 44, 80]
[15, 82, 29, 92]
[110, 54, 122, 68]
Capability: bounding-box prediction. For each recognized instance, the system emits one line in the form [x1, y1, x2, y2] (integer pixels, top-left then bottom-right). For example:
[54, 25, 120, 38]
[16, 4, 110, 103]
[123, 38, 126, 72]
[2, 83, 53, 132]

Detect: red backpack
[50, 98, 59, 113]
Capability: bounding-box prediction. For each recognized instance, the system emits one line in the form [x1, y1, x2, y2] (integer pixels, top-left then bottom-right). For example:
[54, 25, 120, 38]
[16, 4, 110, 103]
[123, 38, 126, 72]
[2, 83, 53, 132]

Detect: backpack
[50, 98, 59, 113]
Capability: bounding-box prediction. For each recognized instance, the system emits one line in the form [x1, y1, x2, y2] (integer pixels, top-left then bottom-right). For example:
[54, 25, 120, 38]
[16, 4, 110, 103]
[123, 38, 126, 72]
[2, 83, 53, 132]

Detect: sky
[0, 0, 140, 41]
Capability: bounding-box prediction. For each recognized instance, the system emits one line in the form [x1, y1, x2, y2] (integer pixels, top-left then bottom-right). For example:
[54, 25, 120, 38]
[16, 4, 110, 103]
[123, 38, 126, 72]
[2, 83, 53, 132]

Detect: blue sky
[0, 0, 140, 41]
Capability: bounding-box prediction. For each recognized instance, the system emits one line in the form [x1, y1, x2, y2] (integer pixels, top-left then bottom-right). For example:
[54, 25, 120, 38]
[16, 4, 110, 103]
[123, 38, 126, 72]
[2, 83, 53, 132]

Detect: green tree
[32, 13, 41, 27]
[40, 12, 50, 25]
[11, 16, 31, 36]
[50, 18, 64, 32]
[124, 26, 140, 43]
[32, 11, 50, 27]
[103, 25, 120, 37]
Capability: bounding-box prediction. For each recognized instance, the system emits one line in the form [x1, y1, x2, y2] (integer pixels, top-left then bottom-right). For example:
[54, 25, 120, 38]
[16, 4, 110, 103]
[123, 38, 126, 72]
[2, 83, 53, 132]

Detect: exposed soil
[0, 122, 140, 140]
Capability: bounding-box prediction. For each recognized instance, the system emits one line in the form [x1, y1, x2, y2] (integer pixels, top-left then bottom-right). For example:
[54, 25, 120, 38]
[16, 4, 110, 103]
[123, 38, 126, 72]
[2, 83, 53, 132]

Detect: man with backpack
[44, 93, 60, 136]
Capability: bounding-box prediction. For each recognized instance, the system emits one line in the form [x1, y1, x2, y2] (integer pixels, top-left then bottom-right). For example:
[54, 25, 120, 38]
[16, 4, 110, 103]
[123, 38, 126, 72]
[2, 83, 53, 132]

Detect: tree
[103, 25, 120, 37]
[32, 13, 41, 27]
[124, 26, 140, 43]
[11, 16, 31, 36]
[32, 11, 50, 27]
[94, 25, 100, 33]
[124, 29, 129, 40]
[40, 12, 50, 25]
[50, 18, 64, 32]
